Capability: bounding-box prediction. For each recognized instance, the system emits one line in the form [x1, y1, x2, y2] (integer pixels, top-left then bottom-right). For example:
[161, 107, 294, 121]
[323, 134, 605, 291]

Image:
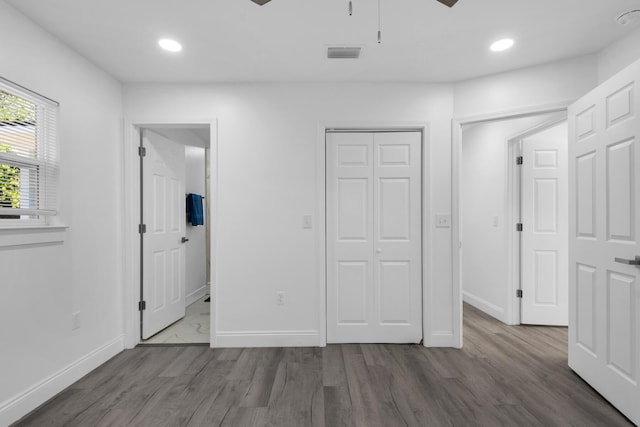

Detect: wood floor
[14, 304, 633, 427]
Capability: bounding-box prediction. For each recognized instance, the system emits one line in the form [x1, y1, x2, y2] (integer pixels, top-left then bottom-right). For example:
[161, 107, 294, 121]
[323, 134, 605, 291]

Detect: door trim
[316, 122, 431, 347]
[452, 101, 572, 347]
[122, 118, 218, 349]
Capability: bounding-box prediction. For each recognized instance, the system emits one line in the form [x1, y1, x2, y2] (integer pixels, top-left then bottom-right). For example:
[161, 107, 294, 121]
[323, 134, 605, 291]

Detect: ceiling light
[158, 38, 182, 52]
[490, 38, 514, 52]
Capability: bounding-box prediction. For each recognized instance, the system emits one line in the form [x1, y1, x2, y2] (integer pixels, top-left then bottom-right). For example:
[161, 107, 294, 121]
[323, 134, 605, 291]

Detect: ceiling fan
[250, 0, 460, 7]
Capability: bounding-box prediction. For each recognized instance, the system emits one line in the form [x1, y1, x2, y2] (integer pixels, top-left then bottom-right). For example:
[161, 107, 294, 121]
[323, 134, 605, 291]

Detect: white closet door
[142, 130, 186, 340]
[521, 124, 569, 325]
[326, 131, 422, 343]
[568, 59, 640, 425]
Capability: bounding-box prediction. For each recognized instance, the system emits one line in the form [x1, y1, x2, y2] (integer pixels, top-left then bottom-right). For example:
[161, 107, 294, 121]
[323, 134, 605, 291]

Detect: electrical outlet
[276, 291, 285, 306]
[302, 215, 313, 229]
[72, 311, 81, 330]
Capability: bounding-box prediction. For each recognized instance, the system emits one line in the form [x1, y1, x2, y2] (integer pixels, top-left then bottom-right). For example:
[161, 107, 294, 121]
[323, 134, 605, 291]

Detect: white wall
[454, 55, 598, 119]
[123, 83, 456, 347]
[0, 1, 123, 424]
[461, 114, 557, 322]
[597, 26, 640, 84]
[185, 145, 208, 303]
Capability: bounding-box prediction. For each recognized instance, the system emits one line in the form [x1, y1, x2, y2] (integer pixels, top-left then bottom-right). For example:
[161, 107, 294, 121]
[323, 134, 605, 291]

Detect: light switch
[435, 214, 451, 228]
[303, 215, 313, 229]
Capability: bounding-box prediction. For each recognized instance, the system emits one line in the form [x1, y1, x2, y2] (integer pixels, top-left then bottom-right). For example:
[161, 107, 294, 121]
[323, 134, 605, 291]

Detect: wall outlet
[302, 215, 313, 229]
[276, 291, 285, 306]
[72, 311, 81, 330]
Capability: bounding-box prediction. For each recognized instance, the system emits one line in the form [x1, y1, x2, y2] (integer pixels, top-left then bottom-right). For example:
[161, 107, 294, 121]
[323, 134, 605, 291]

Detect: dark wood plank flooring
[14, 304, 634, 426]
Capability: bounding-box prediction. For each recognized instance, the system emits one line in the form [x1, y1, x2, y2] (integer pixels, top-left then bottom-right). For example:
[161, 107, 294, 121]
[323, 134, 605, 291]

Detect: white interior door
[568, 59, 640, 424]
[142, 130, 186, 340]
[326, 131, 422, 343]
[521, 122, 569, 325]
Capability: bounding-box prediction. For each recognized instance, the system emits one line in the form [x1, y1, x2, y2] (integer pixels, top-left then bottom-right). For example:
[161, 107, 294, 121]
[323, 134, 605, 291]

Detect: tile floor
[143, 295, 210, 344]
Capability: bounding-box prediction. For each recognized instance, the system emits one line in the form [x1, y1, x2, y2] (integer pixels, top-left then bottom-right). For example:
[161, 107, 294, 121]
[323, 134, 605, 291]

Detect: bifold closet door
[326, 131, 422, 343]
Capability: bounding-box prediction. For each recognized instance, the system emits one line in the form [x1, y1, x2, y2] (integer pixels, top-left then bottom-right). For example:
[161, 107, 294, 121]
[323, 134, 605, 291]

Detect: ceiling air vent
[327, 47, 361, 59]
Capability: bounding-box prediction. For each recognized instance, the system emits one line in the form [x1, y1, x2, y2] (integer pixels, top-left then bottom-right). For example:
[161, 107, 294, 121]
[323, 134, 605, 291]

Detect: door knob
[181, 237, 189, 244]
[614, 256, 640, 266]
[376, 248, 382, 254]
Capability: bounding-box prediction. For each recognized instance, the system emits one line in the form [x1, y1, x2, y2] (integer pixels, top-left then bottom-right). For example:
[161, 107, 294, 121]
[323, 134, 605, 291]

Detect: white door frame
[452, 101, 572, 343]
[122, 118, 218, 349]
[316, 122, 431, 346]
[504, 113, 568, 325]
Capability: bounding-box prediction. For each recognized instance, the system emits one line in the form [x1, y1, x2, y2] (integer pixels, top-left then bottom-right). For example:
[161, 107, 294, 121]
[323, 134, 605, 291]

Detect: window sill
[0, 225, 68, 248]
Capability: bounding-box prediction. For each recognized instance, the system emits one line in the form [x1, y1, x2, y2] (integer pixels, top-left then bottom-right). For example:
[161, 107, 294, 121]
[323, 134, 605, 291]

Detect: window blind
[0, 78, 58, 218]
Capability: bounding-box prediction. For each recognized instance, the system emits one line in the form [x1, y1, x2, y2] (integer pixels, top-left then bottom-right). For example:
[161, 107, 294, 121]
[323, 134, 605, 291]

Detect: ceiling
[7, 0, 640, 83]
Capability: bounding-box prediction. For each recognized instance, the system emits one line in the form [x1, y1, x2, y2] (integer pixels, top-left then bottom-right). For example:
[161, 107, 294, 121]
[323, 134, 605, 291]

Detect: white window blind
[0, 78, 58, 219]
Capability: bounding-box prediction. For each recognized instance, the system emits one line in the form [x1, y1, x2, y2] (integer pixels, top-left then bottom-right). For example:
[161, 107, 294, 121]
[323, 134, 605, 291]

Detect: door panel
[521, 122, 569, 325]
[378, 178, 410, 240]
[142, 130, 186, 340]
[379, 261, 412, 324]
[569, 59, 640, 425]
[327, 131, 422, 343]
[337, 261, 369, 323]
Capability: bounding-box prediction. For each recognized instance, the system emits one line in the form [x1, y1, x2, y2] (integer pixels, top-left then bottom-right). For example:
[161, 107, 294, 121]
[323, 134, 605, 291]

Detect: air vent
[327, 47, 361, 59]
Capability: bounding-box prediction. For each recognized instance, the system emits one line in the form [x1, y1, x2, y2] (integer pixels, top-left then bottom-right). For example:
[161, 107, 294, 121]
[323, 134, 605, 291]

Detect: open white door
[141, 130, 187, 340]
[326, 131, 422, 343]
[520, 122, 568, 325]
[568, 59, 640, 424]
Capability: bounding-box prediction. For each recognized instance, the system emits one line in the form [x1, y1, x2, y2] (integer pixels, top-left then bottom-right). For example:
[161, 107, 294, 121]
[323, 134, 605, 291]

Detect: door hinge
[138, 146, 147, 157]
[516, 223, 523, 232]
[516, 156, 523, 165]
[516, 289, 523, 298]
[138, 300, 146, 311]
[139, 223, 147, 234]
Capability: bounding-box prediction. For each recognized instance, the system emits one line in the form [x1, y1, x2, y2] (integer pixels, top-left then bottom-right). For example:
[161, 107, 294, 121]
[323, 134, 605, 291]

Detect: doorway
[135, 125, 211, 345]
[325, 130, 423, 344]
[460, 113, 568, 326]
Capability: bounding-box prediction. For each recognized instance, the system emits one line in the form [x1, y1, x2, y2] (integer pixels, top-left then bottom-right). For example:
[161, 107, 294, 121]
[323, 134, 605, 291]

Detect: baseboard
[463, 291, 507, 323]
[424, 332, 459, 348]
[214, 330, 320, 348]
[186, 284, 209, 306]
[0, 335, 124, 426]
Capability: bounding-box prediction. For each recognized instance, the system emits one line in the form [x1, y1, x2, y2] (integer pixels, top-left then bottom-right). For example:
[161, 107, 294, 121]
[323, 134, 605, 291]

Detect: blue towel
[186, 193, 204, 226]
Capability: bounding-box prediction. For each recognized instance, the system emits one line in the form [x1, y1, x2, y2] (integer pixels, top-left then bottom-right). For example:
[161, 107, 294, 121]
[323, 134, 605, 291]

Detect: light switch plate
[302, 215, 313, 229]
[435, 214, 451, 228]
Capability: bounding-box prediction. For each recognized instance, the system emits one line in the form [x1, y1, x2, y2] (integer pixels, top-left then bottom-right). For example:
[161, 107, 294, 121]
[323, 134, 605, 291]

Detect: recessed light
[158, 38, 182, 52]
[490, 38, 514, 52]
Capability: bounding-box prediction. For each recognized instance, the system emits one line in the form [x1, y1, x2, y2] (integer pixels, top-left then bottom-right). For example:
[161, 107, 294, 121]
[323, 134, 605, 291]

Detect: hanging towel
[186, 193, 204, 226]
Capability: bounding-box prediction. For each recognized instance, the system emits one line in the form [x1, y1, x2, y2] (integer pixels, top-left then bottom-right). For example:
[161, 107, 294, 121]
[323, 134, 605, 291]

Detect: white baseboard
[0, 335, 124, 426]
[214, 330, 320, 348]
[424, 332, 459, 348]
[463, 291, 507, 323]
[186, 284, 209, 306]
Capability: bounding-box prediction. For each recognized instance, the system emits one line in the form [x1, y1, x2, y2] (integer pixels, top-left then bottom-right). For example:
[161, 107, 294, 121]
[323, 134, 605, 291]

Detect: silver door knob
[181, 237, 189, 244]
[614, 256, 640, 265]
[376, 248, 382, 254]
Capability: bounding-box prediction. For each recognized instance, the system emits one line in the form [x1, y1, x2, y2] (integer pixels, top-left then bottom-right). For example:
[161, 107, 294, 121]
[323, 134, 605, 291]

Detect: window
[0, 78, 58, 224]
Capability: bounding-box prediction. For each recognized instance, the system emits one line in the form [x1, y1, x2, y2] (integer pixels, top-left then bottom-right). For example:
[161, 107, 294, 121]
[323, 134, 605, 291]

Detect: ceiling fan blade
[435, 0, 459, 7]
[250, 0, 272, 5]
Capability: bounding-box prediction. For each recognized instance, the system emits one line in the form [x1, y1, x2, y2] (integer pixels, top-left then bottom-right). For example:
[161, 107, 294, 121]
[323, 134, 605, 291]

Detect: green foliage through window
[0, 89, 33, 210]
